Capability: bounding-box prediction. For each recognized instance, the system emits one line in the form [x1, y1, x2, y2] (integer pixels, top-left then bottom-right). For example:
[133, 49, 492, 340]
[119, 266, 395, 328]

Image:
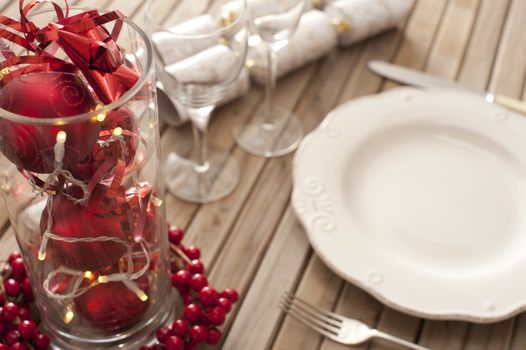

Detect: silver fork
[280, 293, 431, 350]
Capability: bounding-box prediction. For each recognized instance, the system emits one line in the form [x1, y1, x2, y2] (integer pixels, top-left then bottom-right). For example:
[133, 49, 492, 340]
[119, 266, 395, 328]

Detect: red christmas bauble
[75, 279, 149, 332]
[100, 107, 138, 165]
[72, 107, 137, 180]
[40, 185, 130, 271]
[0, 70, 101, 173]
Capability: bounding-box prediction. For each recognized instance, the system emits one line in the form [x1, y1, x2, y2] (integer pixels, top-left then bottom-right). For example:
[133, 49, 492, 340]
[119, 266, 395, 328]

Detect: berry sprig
[0, 252, 50, 350]
[0, 225, 238, 350]
[140, 226, 239, 350]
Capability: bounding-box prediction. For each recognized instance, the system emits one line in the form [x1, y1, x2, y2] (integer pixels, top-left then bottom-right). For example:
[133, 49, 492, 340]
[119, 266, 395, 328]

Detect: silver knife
[368, 60, 526, 115]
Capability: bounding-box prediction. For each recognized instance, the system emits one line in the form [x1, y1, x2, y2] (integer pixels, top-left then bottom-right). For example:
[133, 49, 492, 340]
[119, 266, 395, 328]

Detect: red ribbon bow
[0, 0, 139, 104]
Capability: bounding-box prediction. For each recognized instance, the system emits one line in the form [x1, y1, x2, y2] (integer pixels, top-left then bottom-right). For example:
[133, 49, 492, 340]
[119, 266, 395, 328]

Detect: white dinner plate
[292, 87, 526, 323]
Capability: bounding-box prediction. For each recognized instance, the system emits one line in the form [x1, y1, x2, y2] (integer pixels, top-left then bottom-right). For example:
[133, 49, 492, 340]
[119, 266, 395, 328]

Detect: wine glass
[234, 0, 307, 157]
[147, 0, 249, 203]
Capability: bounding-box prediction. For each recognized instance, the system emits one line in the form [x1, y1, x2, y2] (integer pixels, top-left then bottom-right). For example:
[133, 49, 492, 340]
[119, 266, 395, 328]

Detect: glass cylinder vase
[0, 9, 173, 350]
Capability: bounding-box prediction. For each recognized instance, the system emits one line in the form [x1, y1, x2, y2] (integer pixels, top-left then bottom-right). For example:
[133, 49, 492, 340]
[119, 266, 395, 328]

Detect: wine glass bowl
[153, 11, 247, 106]
[250, 0, 305, 46]
[147, 0, 249, 203]
[235, 0, 307, 158]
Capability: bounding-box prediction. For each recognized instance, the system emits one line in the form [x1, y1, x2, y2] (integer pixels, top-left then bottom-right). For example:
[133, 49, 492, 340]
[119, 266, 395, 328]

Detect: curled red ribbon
[0, 0, 138, 104]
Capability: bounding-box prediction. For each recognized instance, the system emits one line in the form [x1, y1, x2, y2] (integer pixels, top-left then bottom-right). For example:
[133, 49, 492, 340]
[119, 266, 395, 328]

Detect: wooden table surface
[1, 0, 525, 349]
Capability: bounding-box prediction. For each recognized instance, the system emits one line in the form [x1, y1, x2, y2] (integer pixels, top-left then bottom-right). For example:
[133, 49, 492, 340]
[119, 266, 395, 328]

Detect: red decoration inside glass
[0, 71, 100, 173]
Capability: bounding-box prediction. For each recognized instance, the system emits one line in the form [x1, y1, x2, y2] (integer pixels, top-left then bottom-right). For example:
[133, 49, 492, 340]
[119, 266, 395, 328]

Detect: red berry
[218, 297, 232, 313]
[4, 279, 20, 296]
[10, 258, 26, 280]
[187, 260, 204, 275]
[0, 343, 6, 350]
[9, 343, 26, 350]
[34, 334, 50, 350]
[3, 303, 19, 321]
[207, 306, 226, 326]
[189, 325, 207, 344]
[23, 293, 34, 303]
[181, 294, 193, 305]
[206, 328, 222, 345]
[199, 287, 218, 306]
[165, 336, 184, 350]
[199, 313, 211, 327]
[189, 274, 208, 292]
[21, 279, 32, 295]
[183, 304, 202, 323]
[23, 294, 34, 303]
[170, 319, 188, 337]
[176, 285, 191, 298]
[5, 331, 20, 346]
[21, 280, 34, 303]
[156, 326, 171, 343]
[17, 320, 36, 340]
[171, 270, 191, 289]
[184, 246, 200, 260]
[168, 227, 184, 245]
[18, 308, 30, 321]
[7, 252, 22, 266]
[221, 288, 239, 303]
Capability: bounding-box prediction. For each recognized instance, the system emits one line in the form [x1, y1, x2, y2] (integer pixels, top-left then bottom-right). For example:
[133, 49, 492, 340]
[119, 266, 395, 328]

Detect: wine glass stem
[187, 106, 214, 173]
[264, 43, 278, 125]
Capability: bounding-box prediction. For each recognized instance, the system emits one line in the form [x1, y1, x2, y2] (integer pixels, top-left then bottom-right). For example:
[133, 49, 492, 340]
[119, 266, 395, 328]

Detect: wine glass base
[165, 148, 239, 203]
[234, 105, 304, 158]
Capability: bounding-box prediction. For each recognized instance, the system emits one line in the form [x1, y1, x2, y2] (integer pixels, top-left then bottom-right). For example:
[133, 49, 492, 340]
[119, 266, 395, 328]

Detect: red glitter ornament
[75, 279, 149, 332]
[99, 107, 138, 165]
[0, 70, 101, 174]
[72, 107, 138, 180]
[40, 185, 130, 271]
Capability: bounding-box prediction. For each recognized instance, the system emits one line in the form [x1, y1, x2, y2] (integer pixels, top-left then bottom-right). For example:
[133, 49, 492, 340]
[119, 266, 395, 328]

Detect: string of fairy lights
[32, 114, 159, 324]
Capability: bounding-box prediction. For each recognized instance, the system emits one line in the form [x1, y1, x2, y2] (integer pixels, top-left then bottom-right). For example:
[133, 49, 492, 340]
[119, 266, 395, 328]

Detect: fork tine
[280, 299, 341, 334]
[282, 293, 344, 324]
[279, 302, 340, 342]
[285, 292, 346, 323]
[281, 294, 343, 329]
